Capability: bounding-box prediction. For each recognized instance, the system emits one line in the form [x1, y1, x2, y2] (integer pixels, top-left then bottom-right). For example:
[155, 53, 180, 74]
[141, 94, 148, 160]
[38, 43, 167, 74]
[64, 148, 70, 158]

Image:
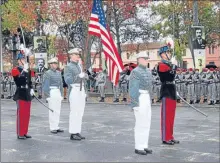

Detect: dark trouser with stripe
[16, 100, 31, 136]
[161, 97, 176, 141]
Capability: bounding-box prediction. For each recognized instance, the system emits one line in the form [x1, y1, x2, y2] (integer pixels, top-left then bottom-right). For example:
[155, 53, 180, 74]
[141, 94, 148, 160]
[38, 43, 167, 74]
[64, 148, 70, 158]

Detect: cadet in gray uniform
[207, 68, 217, 105]
[42, 57, 64, 134]
[201, 68, 208, 103]
[113, 84, 120, 102]
[96, 68, 106, 102]
[215, 68, 220, 104]
[175, 68, 181, 103]
[64, 48, 87, 141]
[155, 73, 161, 102]
[119, 68, 129, 102]
[194, 69, 201, 103]
[129, 52, 153, 155]
[181, 69, 187, 101]
[151, 70, 157, 103]
[186, 68, 195, 104]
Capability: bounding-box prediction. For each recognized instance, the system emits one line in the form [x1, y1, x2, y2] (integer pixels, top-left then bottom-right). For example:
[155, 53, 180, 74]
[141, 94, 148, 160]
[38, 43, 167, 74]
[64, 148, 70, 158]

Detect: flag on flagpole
[88, 0, 124, 86]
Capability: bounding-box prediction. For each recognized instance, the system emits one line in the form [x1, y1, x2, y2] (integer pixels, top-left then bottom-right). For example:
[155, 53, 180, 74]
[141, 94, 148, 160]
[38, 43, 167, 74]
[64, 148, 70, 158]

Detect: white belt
[139, 90, 149, 94]
[50, 86, 59, 89]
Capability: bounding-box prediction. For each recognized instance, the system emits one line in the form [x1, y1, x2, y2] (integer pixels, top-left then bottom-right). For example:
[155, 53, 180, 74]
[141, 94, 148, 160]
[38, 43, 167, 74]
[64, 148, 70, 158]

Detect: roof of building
[121, 42, 164, 52]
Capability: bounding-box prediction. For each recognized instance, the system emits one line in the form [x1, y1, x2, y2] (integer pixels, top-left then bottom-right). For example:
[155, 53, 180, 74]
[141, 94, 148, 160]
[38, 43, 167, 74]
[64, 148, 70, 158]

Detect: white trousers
[133, 91, 151, 150]
[47, 88, 62, 131]
[69, 84, 86, 134]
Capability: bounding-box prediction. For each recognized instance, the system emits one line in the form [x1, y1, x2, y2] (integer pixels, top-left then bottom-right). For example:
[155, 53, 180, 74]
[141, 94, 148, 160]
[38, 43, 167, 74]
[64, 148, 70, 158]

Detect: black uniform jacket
[157, 62, 177, 100]
[11, 66, 33, 101]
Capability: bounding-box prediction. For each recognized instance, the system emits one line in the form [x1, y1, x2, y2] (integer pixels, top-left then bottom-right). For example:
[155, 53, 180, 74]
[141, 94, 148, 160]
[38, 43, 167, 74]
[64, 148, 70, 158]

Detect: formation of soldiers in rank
[2, 66, 220, 105]
[151, 67, 220, 105]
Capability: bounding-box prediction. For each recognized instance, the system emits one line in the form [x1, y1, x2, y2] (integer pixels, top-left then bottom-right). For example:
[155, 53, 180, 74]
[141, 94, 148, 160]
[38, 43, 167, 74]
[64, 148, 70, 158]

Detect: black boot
[122, 98, 127, 102]
[113, 98, 119, 102]
[6, 96, 12, 99]
[195, 100, 200, 104]
[144, 148, 153, 154]
[190, 100, 194, 104]
[70, 134, 81, 140]
[208, 101, 214, 105]
[76, 133, 85, 139]
[135, 149, 147, 155]
[99, 97, 104, 102]
[203, 99, 207, 103]
[215, 100, 220, 104]
[24, 134, 32, 138]
[162, 140, 175, 145]
[171, 139, 180, 144]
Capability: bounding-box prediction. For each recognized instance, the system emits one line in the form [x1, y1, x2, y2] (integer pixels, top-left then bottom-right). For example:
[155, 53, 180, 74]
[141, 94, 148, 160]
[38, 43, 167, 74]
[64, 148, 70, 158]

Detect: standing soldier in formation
[186, 68, 195, 104]
[194, 69, 201, 103]
[11, 53, 35, 139]
[151, 70, 157, 103]
[96, 68, 106, 102]
[119, 68, 129, 102]
[154, 73, 161, 102]
[201, 68, 208, 103]
[113, 84, 120, 102]
[129, 52, 153, 155]
[207, 68, 217, 105]
[215, 68, 220, 104]
[181, 69, 187, 101]
[6, 74, 16, 99]
[175, 68, 181, 103]
[42, 57, 64, 134]
[64, 48, 87, 141]
[157, 39, 179, 145]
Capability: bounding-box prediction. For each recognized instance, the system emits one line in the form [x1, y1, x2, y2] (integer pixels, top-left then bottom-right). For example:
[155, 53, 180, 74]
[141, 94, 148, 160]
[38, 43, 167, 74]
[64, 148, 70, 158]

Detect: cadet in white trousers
[64, 48, 87, 141]
[42, 57, 64, 134]
[129, 52, 153, 155]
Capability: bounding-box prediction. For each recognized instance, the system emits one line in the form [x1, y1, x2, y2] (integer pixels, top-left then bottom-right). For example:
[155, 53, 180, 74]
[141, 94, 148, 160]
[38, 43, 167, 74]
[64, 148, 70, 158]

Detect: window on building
[209, 47, 211, 54]
[183, 61, 187, 69]
[126, 53, 130, 59]
[212, 46, 215, 54]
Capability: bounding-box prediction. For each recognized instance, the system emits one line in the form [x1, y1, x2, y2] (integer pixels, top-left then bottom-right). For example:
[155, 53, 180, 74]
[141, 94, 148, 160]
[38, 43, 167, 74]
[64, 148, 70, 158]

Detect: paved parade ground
[1, 100, 220, 162]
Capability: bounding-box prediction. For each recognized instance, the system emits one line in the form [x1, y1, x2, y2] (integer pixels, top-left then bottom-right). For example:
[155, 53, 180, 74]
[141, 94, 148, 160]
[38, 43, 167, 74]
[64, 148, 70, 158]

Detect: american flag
[88, 0, 124, 86]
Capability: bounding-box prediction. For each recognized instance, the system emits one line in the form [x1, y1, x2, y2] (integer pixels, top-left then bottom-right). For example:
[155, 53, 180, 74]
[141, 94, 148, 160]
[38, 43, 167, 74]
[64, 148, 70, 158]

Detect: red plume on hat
[209, 68, 214, 71]
[188, 68, 193, 71]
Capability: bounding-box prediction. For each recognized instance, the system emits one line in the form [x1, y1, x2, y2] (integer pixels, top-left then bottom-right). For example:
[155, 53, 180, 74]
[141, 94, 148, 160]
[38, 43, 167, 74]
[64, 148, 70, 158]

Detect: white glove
[30, 89, 35, 96]
[78, 72, 85, 78]
[23, 63, 29, 72]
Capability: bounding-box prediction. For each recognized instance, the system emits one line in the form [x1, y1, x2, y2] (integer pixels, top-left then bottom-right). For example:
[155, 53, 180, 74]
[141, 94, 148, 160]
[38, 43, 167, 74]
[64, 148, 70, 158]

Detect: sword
[33, 95, 54, 112]
[176, 92, 208, 117]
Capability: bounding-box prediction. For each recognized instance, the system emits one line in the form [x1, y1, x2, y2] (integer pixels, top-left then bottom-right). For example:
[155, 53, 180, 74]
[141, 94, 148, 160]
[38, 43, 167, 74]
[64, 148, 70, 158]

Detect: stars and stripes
[88, 0, 124, 86]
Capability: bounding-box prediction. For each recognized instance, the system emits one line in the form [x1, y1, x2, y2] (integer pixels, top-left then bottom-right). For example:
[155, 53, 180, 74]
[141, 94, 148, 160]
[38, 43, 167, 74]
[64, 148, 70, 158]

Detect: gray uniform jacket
[64, 61, 87, 95]
[42, 69, 63, 97]
[129, 65, 153, 108]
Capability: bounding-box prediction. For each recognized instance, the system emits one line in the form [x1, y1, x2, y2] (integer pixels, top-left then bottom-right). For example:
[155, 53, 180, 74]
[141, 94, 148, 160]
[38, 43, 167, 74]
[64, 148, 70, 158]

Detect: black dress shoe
[24, 134, 32, 138]
[99, 97, 104, 102]
[38, 95, 42, 99]
[162, 140, 175, 145]
[1, 95, 4, 99]
[144, 148, 153, 154]
[76, 133, 85, 139]
[203, 99, 207, 103]
[171, 139, 180, 144]
[113, 99, 119, 102]
[135, 149, 147, 155]
[152, 99, 154, 103]
[51, 130, 58, 134]
[216, 100, 220, 104]
[190, 100, 194, 104]
[17, 136, 26, 139]
[195, 100, 200, 104]
[70, 134, 81, 141]
[6, 96, 12, 99]
[57, 129, 64, 133]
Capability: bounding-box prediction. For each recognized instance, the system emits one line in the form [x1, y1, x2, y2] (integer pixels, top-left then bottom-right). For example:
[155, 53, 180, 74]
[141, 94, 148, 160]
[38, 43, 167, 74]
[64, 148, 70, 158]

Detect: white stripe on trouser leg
[69, 85, 86, 134]
[133, 93, 151, 150]
[48, 89, 62, 131]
